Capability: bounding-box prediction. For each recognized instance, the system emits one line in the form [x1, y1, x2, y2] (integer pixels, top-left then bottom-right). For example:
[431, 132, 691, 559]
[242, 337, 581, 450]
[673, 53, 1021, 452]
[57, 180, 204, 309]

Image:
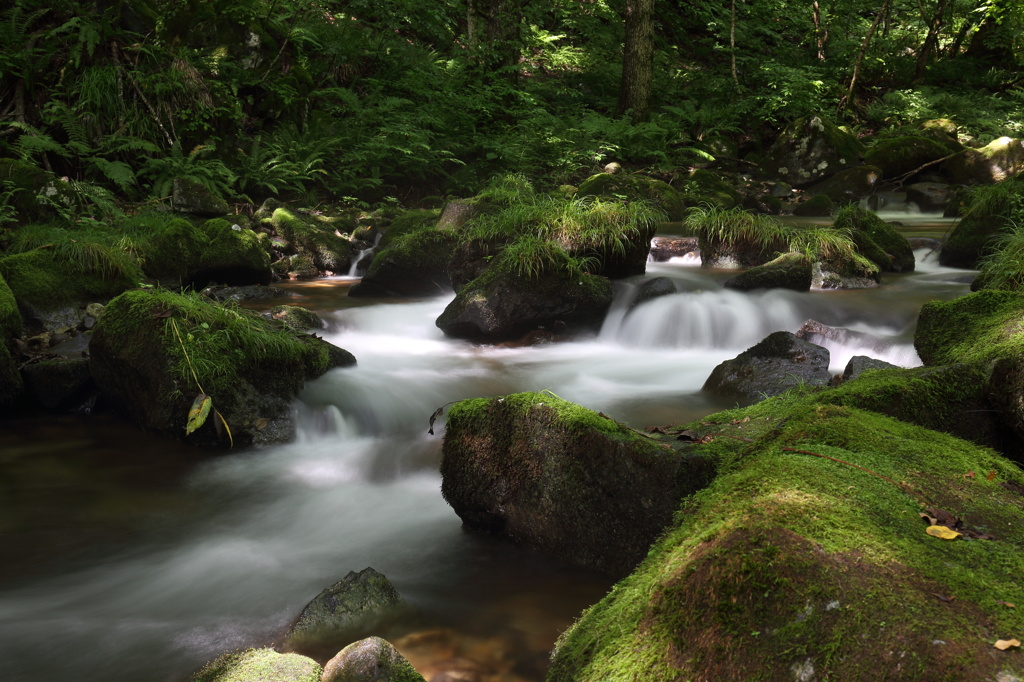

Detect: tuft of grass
[976, 220, 1024, 292]
[5, 223, 144, 283]
[687, 206, 858, 261]
[494, 236, 597, 281]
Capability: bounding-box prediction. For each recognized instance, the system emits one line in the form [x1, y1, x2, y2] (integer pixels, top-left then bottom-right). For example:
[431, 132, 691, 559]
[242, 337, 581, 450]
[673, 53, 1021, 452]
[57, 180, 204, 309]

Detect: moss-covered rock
[939, 174, 1024, 268]
[142, 216, 272, 288]
[321, 637, 426, 682]
[90, 289, 355, 447]
[943, 137, 1024, 185]
[435, 255, 612, 342]
[0, 271, 23, 342]
[549, 396, 1024, 682]
[0, 158, 77, 224]
[792, 193, 834, 217]
[172, 177, 230, 216]
[864, 135, 955, 178]
[812, 250, 881, 289]
[349, 230, 460, 298]
[805, 165, 882, 204]
[269, 207, 353, 274]
[722, 252, 812, 292]
[914, 289, 1024, 367]
[265, 305, 324, 331]
[833, 205, 915, 272]
[191, 648, 320, 682]
[577, 172, 687, 219]
[677, 169, 742, 210]
[761, 115, 865, 187]
[284, 568, 407, 655]
[702, 331, 832, 400]
[379, 209, 441, 248]
[441, 392, 717, 577]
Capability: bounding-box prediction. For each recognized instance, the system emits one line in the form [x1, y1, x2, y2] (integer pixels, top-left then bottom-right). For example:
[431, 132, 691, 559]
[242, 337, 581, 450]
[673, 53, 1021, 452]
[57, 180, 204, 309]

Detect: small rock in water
[321, 636, 426, 682]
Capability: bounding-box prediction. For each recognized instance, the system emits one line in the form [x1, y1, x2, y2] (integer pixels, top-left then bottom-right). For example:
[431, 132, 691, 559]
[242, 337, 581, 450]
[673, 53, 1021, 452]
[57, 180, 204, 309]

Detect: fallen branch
[878, 150, 962, 188]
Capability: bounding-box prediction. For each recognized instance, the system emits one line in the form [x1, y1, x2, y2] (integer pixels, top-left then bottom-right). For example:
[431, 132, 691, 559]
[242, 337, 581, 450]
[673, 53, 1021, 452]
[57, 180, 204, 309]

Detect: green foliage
[139, 143, 236, 199]
[494, 236, 595, 281]
[5, 223, 144, 282]
[976, 220, 1024, 291]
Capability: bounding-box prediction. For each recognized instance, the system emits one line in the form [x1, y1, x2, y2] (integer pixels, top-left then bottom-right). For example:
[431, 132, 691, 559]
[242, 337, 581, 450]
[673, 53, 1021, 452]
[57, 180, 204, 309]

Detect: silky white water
[0, 242, 973, 682]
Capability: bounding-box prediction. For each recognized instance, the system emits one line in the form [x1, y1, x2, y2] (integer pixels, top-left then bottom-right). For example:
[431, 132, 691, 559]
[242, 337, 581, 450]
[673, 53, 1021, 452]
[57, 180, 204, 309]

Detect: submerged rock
[441, 392, 717, 577]
[191, 648, 320, 682]
[723, 252, 811, 292]
[321, 637, 426, 682]
[648, 236, 698, 262]
[702, 331, 831, 400]
[629, 276, 677, 309]
[796, 319, 892, 355]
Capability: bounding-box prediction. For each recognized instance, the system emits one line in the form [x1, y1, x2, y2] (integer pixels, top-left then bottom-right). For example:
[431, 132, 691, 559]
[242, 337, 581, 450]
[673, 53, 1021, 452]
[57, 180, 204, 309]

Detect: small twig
[877, 151, 962, 188]
[169, 318, 205, 393]
[127, 71, 175, 147]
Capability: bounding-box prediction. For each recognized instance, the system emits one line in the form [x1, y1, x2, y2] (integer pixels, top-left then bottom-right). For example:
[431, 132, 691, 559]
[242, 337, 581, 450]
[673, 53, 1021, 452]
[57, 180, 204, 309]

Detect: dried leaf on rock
[964, 471, 976, 479]
[931, 593, 956, 603]
[676, 430, 701, 442]
[186, 394, 212, 435]
[988, 470, 998, 481]
[152, 309, 174, 319]
[994, 639, 1021, 650]
[254, 417, 269, 430]
[926, 525, 961, 540]
[997, 601, 1016, 608]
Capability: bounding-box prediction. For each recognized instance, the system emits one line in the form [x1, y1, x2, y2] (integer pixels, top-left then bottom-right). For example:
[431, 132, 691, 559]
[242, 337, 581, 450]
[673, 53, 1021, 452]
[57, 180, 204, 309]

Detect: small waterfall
[346, 231, 383, 278]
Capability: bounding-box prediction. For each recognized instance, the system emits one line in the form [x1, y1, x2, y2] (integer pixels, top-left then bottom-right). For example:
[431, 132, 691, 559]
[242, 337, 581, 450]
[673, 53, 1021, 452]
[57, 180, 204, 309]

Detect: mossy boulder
[699, 231, 788, 269]
[943, 137, 1024, 185]
[0, 158, 77, 224]
[145, 218, 272, 288]
[549, 395, 1024, 682]
[269, 208, 353, 275]
[349, 230, 460, 298]
[578, 172, 686, 220]
[833, 205, 915, 272]
[440, 392, 717, 577]
[863, 135, 955, 178]
[90, 289, 355, 447]
[435, 264, 612, 343]
[678, 169, 742, 210]
[321, 637, 426, 682]
[191, 648, 320, 682]
[939, 175, 1024, 268]
[265, 305, 324, 331]
[436, 198, 493, 230]
[761, 115, 865, 187]
[805, 165, 882, 204]
[378, 209, 441, 248]
[172, 177, 230, 216]
[283, 568, 407, 656]
[812, 251, 881, 289]
[792, 194, 834, 217]
[702, 331, 832, 401]
[722, 252, 812, 292]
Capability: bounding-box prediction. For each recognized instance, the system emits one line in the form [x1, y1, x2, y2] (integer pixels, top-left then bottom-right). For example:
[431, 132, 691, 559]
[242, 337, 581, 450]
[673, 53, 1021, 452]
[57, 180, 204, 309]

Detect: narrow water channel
[0, 218, 972, 682]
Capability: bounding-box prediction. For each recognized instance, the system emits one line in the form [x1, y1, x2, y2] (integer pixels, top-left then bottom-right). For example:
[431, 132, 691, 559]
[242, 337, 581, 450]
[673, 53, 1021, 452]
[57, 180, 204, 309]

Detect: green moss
[140, 217, 208, 280]
[577, 172, 685, 219]
[269, 207, 352, 271]
[448, 391, 624, 438]
[0, 271, 23, 341]
[550, 393, 1024, 681]
[199, 218, 271, 274]
[863, 135, 956, 177]
[678, 169, 741, 210]
[377, 208, 441, 250]
[191, 648, 320, 682]
[833, 204, 915, 272]
[0, 247, 140, 310]
[915, 289, 1024, 366]
[941, 174, 1024, 268]
[792, 193, 833, 217]
[363, 229, 460, 280]
[0, 158, 76, 224]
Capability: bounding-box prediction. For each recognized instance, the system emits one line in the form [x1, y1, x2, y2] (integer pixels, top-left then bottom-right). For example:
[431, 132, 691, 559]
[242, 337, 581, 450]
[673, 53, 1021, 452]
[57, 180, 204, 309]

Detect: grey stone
[702, 331, 831, 401]
[321, 637, 425, 682]
[842, 355, 899, 382]
[723, 252, 811, 292]
[629, 277, 676, 310]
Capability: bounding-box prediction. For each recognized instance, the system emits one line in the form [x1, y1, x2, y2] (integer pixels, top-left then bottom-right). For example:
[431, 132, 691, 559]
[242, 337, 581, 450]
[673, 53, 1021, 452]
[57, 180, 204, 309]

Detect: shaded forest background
[0, 0, 1022, 216]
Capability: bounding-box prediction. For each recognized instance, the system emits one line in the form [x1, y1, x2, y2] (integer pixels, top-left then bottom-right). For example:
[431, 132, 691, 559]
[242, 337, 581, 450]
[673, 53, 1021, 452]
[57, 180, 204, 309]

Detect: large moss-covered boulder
[578, 172, 687, 219]
[833, 205, 915, 272]
[722, 252, 811, 292]
[321, 637, 426, 682]
[761, 116, 865, 187]
[939, 175, 1024, 268]
[283, 568, 407, 654]
[943, 137, 1024, 185]
[268, 207, 353, 275]
[191, 648, 320, 682]
[378, 209, 441, 247]
[792, 194, 834, 217]
[90, 289, 355, 447]
[349, 230, 460, 297]
[549, 395, 1024, 682]
[172, 177, 230, 216]
[441, 392, 717, 577]
[702, 331, 832, 400]
[145, 217, 272, 288]
[0, 158, 77, 224]
[863, 135, 955, 178]
[435, 252, 612, 342]
[806, 165, 882, 204]
[677, 169, 742, 209]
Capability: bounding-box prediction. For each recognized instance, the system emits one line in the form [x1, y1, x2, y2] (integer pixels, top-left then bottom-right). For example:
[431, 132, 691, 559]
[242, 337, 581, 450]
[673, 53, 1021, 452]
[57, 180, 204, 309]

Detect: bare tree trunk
[467, 0, 523, 84]
[837, 0, 890, 114]
[812, 0, 825, 60]
[731, 0, 740, 88]
[618, 0, 655, 123]
[914, 0, 950, 81]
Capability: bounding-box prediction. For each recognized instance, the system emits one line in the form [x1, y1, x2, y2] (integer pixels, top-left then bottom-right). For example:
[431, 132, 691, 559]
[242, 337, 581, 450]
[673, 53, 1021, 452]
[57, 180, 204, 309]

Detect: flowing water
[0, 219, 973, 682]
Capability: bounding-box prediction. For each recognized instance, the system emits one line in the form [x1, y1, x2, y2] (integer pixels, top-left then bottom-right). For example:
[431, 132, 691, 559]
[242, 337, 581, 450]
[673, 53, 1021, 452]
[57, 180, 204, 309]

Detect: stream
[0, 216, 973, 682]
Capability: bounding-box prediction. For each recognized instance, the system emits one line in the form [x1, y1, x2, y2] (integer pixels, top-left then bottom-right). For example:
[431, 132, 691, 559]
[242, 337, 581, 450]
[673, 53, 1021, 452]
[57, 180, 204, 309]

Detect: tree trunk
[812, 0, 825, 60]
[731, 0, 740, 88]
[617, 0, 655, 123]
[837, 0, 890, 114]
[467, 0, 523, 84]
[914, 0, 949, 81]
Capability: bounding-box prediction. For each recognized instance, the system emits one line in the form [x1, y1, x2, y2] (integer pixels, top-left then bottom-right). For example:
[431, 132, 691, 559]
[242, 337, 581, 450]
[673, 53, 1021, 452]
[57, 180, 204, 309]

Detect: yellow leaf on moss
[926, 525, 961, 540]
[186, 394, 212, 435]
[995, 639, 1020, 650]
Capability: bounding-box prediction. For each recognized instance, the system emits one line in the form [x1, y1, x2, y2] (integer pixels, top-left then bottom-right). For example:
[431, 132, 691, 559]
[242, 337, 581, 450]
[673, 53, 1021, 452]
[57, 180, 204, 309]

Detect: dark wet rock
[796, 320, 891, 355]
[723, 252, 811, 292]
[942, 137, 1024, 185]
[191, 648, 320, 682]
[321, 637, 426, 682]
[283, 569, 407, 653]
[649, 236, 698, 262]
[761, 116, 864, 187]
[90, 289, 355, 448]
[629, 277, 677, 309]
[0, 343, 23, 408]
[172, 177, 229, 216]
[201, 284, 290, 302]
[20, 358, 93, 410]
[349, 231, 459, 298]
[806, 165, 882, 204]
[264, 305, 324, 331]
[905, 182, 952, 212]
[441, 392, 717, 577]
[702, 331, 831, 400]
[268, 208, 352, 275]
[447, 239, 504, 293]
[907, 237, 941, 250]
[699, 232, 788, 269]
[939, 175, 1024, 268]
[436, 269, 612, 343]
[842, 355, 899, 381]
[792, 194, 833, 217]
[0, 272, 22, 343]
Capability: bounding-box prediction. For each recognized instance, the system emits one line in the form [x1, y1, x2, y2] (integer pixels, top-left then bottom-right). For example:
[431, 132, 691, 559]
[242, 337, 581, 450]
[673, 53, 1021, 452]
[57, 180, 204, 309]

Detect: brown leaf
[697, 435, 715, 444]
[676, 430, 701, 442]
[931, 593, 956, 603]
[997, 601, 1016, 608]
[987, 470, 998, 481]
[254, 417, 269, 431]
[152, 309, 174, 319]
[919, 512, 939, 526]
[964, 471, 976, 479]
[646, 426, 668, 435]
[994, 639, 1021, 650]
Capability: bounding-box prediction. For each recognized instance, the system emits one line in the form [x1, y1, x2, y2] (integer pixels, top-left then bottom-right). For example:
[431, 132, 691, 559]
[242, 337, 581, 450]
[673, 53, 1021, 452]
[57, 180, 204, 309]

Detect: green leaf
[186, 393, 212, 435]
